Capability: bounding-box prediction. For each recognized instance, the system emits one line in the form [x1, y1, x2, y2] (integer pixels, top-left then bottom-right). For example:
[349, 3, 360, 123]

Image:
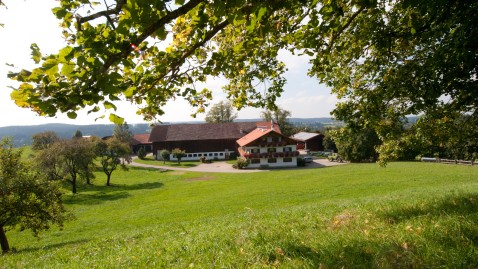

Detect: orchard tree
[205, 100, 237, 123]
[54, 138, 96, 193]
[0, 138, 68, 253]
[95, 138, 131, 186]
[7, 0, 477, 161]
[159, 149, 170, 164]
[172, 148, 186, 165]
[31, 131, 59, 150]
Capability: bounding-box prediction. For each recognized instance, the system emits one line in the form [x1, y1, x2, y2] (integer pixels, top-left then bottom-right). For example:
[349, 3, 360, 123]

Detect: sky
[0, 0, 338, 127]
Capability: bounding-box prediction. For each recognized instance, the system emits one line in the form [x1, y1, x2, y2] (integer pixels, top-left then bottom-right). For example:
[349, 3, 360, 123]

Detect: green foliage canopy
[205, 100, 237, 123]
[7, 0, 477, 155]
[0, 138, 68, 253]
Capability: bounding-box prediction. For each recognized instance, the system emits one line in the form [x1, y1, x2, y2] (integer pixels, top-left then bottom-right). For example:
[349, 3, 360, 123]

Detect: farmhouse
[149, 122, 275, 161]
[237, 126, 299, 168]
[291, 132, 325, 151]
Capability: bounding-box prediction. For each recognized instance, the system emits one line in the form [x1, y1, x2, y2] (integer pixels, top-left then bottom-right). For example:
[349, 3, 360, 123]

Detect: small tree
[0, 137, 68, 253]
[137, 147, 147, 160]
[95, 138, 131, 186]
[53, 138, 96, 193]
[73, 129, 83, 139]
[159, 149, 170, 164]
[172, 148, 186, 165]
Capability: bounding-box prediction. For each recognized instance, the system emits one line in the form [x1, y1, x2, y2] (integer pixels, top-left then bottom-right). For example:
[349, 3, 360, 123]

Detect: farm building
[131, 133, 152, 153]
[291, 132, 325, 151]
[149, 122, 277, 161]
[237, 126, 299, 168]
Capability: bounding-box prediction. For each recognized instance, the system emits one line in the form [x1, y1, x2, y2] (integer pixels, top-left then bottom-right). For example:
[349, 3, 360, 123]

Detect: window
[188, 154, 192, 157]
[284, 147, 292, 152]
[251, 148, 260, 153]
[219, 153, 224, 156]
[214, 153, 218, 156]
[268, 148, 276, 153]
[193, 154, 198, 157]
[268, 158, 277, 163]
[267, 137, 272, 142]
[251, 159, 261, 164]
[209, 153, 213, 157]
[283, 157, 293, 162]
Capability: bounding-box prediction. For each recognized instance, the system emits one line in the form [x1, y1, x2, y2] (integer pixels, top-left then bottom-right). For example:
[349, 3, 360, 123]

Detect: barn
[149, 122, 276, 161]
[291, 132, 325, 151]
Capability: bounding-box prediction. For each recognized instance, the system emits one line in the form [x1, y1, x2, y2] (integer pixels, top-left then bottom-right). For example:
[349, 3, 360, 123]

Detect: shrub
[234, 157, 249, 169]
[199, 156, 207, 163]
[137, 147, 147, 159]
[228, 152, 238, 160]
[159, 149, 170, 164]
[297, 157, 306, 167]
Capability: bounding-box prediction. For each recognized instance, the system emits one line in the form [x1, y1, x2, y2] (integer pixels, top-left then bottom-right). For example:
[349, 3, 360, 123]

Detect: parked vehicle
[303, 156, 313, 163]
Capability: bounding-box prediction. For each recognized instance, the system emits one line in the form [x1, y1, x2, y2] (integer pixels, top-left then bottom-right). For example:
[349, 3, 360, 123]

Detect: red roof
[236, 128, 275, 147]
[236, 127, 295, 147]
[131, 133, 151, 145]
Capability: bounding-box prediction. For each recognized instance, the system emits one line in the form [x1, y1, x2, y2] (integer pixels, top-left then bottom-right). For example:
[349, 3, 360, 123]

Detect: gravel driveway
[130, 158, 346, 173]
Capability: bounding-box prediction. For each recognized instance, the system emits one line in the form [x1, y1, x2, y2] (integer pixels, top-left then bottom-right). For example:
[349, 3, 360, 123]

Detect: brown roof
[131, 133, 151, 145]
[149, 122, 276, 142]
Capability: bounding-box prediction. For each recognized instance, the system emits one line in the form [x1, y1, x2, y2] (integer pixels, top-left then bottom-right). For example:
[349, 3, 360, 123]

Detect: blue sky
[0, 0, 338, 127]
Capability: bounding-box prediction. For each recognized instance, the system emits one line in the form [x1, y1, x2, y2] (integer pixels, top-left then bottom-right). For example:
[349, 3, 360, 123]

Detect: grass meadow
[1, 162, 478, 268]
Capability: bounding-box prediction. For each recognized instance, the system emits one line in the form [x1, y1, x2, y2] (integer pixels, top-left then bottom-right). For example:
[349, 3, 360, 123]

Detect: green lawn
[2, 162, 478, 268]
[133, 155, 200, 168]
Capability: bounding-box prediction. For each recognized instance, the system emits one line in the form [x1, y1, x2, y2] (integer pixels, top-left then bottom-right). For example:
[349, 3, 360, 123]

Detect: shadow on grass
[378, 193, 478, 224]
[64, 181, 163, 205]
[10, 239, 89, 254]
[64, 191, 131, 205]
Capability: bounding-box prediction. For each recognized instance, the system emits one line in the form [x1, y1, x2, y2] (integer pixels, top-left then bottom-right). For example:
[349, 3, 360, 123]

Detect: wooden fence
[421, 157, 475, 166]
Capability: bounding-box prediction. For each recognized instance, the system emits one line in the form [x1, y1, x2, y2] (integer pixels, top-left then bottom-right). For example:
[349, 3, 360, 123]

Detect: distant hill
[0, 123, 153, 147]
[0, 118, 346, 147]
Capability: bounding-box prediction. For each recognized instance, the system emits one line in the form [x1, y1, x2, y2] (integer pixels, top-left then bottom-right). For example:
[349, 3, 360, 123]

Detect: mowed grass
[133, 155, 200, 168]
[2, 162, 478, 268]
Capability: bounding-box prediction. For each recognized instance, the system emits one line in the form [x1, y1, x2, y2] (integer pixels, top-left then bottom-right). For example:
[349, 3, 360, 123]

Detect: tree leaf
[67, 111, 77, 119]
[109, 113, 124, 124]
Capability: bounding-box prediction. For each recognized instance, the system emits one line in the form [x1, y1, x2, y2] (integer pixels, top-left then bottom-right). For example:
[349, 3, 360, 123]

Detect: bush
[228, 152, 238, 160]
[199, 156, 207, 163]
[297, 157, 306, 167]
[159, 149, 170, 163]
[234, 157, 249, 169]
[137, 147, 147, 159]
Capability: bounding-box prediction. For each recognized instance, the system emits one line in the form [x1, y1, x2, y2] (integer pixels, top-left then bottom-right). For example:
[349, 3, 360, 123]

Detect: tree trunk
[106, 174, 111, 186]
[0, 225, 10, 253]
[72, 174, 77, 194]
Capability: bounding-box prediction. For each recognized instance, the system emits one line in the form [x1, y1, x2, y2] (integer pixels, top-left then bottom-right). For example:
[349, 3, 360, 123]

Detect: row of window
[250, 157, 293, 164]
[250, 147, 293, 154]
[186, 152, 225, 158]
